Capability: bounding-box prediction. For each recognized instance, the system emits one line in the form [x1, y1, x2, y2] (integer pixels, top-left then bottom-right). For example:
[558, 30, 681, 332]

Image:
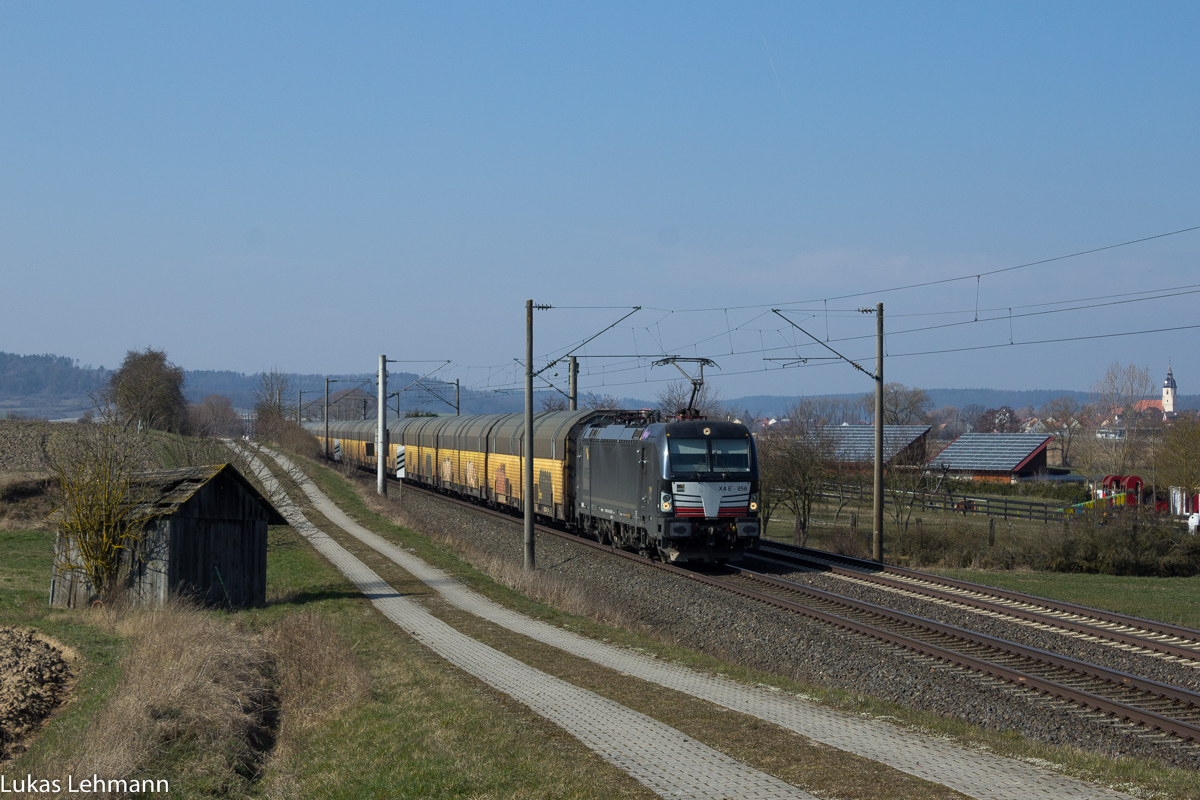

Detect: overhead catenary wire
[641, 223, 1200, 312]
[415, 226, 1200, 399]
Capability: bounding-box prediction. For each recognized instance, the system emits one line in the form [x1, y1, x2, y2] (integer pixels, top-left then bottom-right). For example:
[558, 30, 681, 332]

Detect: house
[50, 464, 285, 609]
[929, 433, 1055, 483]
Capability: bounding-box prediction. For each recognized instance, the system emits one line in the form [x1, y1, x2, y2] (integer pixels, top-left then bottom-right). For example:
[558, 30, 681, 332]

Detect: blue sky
[2, 2, 1197, 400]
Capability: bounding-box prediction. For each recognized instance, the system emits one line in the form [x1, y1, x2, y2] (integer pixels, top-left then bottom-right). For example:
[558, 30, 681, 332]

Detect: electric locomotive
[575, 411, 760, 562]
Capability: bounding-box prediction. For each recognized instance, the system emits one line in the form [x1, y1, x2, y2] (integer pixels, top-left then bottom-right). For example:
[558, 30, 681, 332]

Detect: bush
[255, 415, 319, 460]
[943, 478, 1089, 505]
[883, 511, 1200, 577]
[1046, 514, 1200, 577]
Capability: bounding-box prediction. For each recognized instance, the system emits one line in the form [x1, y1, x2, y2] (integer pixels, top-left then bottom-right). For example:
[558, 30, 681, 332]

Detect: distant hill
[0, 352, 110, 419]
[0, 352, 109, 397]
[2, 351, 1193, 420]
[720, 389, 1199, 419]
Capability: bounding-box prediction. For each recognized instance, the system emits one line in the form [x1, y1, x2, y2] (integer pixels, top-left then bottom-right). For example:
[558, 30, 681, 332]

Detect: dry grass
[50, 600, 272, 794]
[256, 610, 371, 800]
[266, 609, 370, 738]
[360, 488, 653, 635]
[256, 419, 319, 461]
[0, 472, 53, 530]
[25, 598, 373, 798]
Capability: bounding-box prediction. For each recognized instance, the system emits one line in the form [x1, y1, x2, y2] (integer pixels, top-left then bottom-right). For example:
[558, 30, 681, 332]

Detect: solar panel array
[828, 425, 930, 463]
[931, 433, 1052, 472]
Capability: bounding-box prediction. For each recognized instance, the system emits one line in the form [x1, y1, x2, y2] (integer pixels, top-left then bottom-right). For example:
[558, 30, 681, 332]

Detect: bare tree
[48, 415, 155, 602]
[330, 385, 373, 421]
[928, 405, 968, 440]
[106, 348, 188, 433]
[976, 406, 1021, 433]
[1088, 362, 1156, 476]
[1159, 417, 1200, 494]
[655, 380, 727, 419]
[540, 393, 569, 412]
[253, 367, 292, 421]
[758, 402, 839, 547]
[583, 392, 623, 410]
[1039, 396, 1083, 467]
[794, 396, 860, 426]
[188, 394, 243, 438]
[883, 427, 931, 547]
[752, 424, 790, 532]
[860, 383, 933, 425]
[961, 403, 985, 431]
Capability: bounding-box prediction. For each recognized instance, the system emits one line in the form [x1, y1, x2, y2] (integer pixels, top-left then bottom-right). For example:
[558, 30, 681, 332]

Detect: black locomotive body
[575, 414, 760, 563]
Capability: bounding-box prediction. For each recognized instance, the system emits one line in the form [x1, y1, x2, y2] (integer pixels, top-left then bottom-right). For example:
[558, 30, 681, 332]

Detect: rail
[397, 479, 1200, 742]
[751, 540, 1200, 662]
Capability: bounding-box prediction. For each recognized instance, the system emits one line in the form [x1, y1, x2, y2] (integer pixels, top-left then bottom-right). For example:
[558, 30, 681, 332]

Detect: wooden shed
[50, 464, 285, 609]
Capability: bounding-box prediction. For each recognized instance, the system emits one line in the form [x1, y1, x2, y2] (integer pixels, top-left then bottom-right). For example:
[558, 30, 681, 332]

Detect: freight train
[306, 409, 761, 563]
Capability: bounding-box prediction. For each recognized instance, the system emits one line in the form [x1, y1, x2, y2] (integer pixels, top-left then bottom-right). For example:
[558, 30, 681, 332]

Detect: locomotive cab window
[668, 438, 750, 474]
[711, 439, 751, 472]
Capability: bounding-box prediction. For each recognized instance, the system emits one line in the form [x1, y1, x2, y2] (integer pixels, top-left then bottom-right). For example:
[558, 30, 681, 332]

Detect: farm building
[50, 464, 285, 609]
[828, 424, 931, 467]
[929, 433, 1055, 483]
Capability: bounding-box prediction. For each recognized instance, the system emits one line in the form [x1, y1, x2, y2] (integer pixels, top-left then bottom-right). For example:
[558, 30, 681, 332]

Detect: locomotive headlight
[660, 492, 673, 512]
[749, 493, 759, 512]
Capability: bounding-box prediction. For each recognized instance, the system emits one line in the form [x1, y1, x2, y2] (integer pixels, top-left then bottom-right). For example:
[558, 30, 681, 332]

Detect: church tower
[1163, 364, 1177, 414]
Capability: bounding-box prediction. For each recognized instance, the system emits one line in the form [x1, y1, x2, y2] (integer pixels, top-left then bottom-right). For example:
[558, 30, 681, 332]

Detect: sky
[2, 2, 1198, 402]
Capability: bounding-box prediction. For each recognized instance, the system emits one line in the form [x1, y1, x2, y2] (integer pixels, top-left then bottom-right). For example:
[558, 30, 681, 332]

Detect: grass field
[927, 569, 1200, 630]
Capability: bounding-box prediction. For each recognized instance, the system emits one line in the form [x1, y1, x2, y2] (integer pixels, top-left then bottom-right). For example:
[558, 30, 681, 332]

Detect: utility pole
[297, 389, 302, 424]
[455, 378, 460, 415]
[324, 378, 338, 461]
[377, 355, 387, 496]
[568, 355, 578, 411]
[524, 299, 536, 570]
[770, 304, 884, 560]
[873, 302, 884, 562]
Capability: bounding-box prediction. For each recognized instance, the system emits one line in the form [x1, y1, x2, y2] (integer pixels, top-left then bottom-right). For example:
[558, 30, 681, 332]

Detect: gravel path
[397, 486, 1200, 771]
[743, 553, 1200, 692]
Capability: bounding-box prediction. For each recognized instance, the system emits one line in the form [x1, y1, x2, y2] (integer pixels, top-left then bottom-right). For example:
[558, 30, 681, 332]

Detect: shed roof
[930, 433, 1053, 473]
[48, 463, 286, 526]
[130, 464, 285, 523]
[828, 425, 931, 463]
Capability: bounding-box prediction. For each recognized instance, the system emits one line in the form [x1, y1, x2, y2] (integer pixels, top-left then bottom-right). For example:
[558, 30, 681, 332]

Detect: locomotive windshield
[668, 438, 751, 474]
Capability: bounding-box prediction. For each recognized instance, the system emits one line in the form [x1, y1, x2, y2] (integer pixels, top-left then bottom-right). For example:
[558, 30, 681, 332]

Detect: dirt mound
[1, 627, 72, 764]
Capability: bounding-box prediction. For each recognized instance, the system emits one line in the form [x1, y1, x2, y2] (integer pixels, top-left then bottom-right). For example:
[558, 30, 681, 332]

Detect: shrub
[1045, 514, 1200, 577]
[256, 417, 319, 460]
[886, 511, 1200, 577]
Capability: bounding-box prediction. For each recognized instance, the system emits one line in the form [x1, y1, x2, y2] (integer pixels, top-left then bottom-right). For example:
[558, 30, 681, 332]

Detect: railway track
[398, 481, 1200, 743]
[748, 540, 1200, 665]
